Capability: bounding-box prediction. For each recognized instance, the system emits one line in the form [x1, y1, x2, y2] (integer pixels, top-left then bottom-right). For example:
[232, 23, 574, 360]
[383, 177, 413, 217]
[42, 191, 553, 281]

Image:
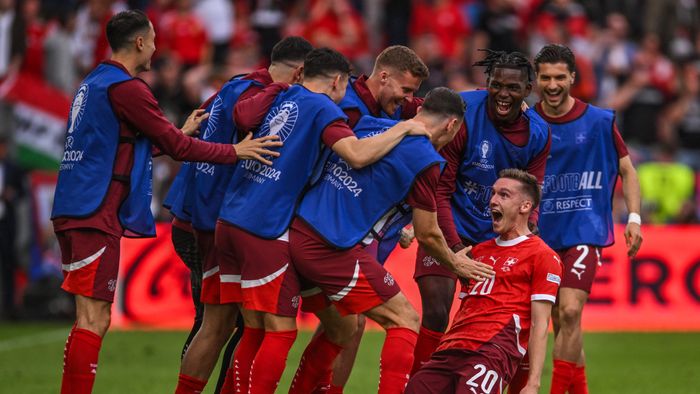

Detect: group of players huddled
[52, 9, 644, 394]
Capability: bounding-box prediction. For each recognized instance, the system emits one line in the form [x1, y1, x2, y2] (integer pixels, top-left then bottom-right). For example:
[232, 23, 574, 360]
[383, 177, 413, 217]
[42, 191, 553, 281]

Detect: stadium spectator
[43, 5, 79, 94]
[72, 0, 123, 74]
[194, 0, 233, 66]
[409, 0, 470, 63]
[659, 59, 700, 169]
[19, 0, 47, 79]
[0, 0, 23, 80]
[406, 169, 562, 394]
[160, 0, 209, 69]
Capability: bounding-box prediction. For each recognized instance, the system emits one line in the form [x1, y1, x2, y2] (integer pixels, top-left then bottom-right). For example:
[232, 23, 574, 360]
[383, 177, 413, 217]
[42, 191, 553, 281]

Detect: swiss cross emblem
[502, 257, 519, 272]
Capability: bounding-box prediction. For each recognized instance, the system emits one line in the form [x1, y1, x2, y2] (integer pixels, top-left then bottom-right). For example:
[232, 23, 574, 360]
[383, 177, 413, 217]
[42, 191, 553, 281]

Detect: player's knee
[421, 305, 450, 332]
[324, 317, 359, 346]
[558, 303, 583, 327]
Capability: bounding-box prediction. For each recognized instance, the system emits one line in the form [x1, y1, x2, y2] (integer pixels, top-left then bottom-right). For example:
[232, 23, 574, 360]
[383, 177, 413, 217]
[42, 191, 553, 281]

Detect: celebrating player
[214, 47, 429, 394]
[312, 44, 430, 394]
[406, 169, 563, 394]
[172, 37, 313, 394]
[51, 10, 281, 394]
[412, 50, 551, 372]
[287, 87, 496, 394]
[507, 44, 642, 394]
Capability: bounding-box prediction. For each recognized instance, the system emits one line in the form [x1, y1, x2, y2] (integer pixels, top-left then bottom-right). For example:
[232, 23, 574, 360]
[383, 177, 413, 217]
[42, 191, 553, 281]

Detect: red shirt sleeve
[525, 128, 551, 225]
[344, 108, 362, 129]
[406, 164, 440, 212]
[436, 123, 468, 248]
[322, 120, 355, 147]
[530, 243, 563, 303]
[612, 123, 629, 158]
[109, 79, 237, 164]
[233, 82, 289, 133]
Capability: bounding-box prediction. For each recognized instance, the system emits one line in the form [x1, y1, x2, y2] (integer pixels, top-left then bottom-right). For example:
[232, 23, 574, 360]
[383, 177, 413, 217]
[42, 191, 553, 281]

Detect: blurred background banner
[111, 224, 700, 331]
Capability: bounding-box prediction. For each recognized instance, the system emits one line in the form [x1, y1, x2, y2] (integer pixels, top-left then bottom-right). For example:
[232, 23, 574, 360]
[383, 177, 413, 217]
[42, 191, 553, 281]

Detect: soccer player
[287, 87, 497, 394]
[412, 50, 551, 372]
[214, 47, 429, 394]
[406, 169, 563, 394]
[316, 44, 430, 394]
[51, 10, 280, 394]
[173, 37, 313, 394]
[509, 44, 642, 394]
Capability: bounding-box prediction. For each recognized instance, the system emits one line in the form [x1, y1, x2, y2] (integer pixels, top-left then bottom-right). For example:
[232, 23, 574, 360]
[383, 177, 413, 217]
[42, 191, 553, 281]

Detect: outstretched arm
[619, 155, 643, 257]
[520, 301, 553, 394]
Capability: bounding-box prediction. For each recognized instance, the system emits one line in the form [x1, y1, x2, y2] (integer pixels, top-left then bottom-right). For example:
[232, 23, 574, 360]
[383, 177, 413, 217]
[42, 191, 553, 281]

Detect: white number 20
[469, 275, 496, 296]
[466, 364, 501, 393]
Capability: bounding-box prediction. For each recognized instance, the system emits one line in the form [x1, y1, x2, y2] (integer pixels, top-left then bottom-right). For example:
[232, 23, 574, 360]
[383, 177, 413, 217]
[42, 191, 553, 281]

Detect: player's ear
[294, 66, 304, 84]
[570, 71, 576, 85]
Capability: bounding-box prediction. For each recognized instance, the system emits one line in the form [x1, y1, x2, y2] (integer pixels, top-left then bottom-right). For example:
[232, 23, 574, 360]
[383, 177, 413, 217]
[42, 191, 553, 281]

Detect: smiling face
[536, 62, 575, 112]
[135, 22, 157, 72]
[489, 177, 532, 235]
[487, 67, 531, 123]
[376, 69, 422, 116]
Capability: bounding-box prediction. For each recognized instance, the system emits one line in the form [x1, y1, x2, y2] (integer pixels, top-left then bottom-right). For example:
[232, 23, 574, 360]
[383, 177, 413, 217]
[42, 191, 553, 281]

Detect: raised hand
[234, 133, 284, 165]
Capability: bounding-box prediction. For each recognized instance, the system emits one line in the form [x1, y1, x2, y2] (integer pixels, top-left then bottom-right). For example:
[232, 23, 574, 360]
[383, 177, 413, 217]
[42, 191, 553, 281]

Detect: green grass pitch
[1, 323, 699, 393]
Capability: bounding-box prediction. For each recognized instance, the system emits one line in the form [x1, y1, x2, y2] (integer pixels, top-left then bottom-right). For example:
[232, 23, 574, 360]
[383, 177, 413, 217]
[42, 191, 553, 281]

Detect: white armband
[627, 212, 641, 225]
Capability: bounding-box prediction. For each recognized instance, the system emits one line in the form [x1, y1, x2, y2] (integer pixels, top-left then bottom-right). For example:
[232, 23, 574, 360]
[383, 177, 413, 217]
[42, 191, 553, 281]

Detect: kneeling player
[288, 87, 496, 393]
[406, 169, 562, 394]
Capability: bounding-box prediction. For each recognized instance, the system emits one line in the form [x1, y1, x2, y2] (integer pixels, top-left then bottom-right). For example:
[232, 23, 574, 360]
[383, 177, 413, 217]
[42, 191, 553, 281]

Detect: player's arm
[619, 154, 643, 257]
[233, 82, 290, 132]
[436, 125, 467, 250]
[413, 207, 494, 281]
[520, 301, 553, 394]
[330, 119, 430, 169]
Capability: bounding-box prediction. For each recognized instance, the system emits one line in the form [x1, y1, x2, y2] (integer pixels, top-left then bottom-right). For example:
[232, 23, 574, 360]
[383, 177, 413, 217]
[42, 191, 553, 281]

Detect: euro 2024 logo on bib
[68, 84, 89, 134]
[202, 95, 223, 140]
[260, 101, 298, 143]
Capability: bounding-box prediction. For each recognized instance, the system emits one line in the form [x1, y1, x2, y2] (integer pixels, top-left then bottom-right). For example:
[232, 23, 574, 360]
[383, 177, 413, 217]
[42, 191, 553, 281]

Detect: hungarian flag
[0, 72, 70, 170]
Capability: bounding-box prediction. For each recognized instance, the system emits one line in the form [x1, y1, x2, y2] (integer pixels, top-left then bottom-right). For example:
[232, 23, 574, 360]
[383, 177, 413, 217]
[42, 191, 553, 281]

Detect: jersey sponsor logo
[471, 139, 495, 171]
[547, 273, 561, 285]
[541, 196, 593, 214]
[543, 171, 603, 193]
[202, 95, 223, 140]
[261, 101, 298, 143]
[68, 84, 88, 134]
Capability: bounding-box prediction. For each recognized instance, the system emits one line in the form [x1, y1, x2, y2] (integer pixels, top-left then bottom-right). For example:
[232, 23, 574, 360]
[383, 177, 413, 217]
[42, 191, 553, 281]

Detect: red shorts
[413, 245, 457, 280]
[216, 221, 300, 317]
[57, 229, 121, 303]
[289, 221, 401, 316]
[557, 245, 601, 293]
[195, 230, 221, 305]
[406, 345, 519, 394]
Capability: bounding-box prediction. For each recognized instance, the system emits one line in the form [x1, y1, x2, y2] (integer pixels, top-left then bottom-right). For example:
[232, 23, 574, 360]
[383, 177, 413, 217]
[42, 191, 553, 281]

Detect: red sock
[60, 327, 102, 394]
[289, 333, 343, 394]
[569, 365, 589, 394]
[311, 369, 332, 394]
[378, 328, 418, 394]
[249, 330, 297, 394]
[507, 357, 529, 394]
[219, 367, 235, 394]
[61, 324, 77, 377]
[550, 359, 577, 394]
[410, 326, 443, 375]
[174, 373, 207, 394]
[232, 327, 265, 394]
[311, 383, 343, 394]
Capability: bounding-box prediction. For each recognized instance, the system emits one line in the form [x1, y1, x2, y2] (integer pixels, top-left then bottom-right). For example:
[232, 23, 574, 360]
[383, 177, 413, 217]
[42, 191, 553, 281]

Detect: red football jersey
[437, 235, 562, 359]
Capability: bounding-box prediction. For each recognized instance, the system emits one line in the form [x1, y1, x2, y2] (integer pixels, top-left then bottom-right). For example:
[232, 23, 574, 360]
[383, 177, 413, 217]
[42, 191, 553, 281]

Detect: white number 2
[573, 245, 589, 272]
[466, 364, 501, 393]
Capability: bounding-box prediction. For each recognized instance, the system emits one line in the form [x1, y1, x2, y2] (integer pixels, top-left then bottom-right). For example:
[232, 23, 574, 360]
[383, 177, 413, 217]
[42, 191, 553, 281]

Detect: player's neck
[498, 222, 531, 241]
[364, 73, 381, 100]
[110, 53, 139, 76]
[303, 79, 333, 98]
[540, 95, 575, 118]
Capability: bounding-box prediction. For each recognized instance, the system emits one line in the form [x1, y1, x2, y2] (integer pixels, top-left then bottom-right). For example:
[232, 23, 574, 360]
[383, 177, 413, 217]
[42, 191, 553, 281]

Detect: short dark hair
[303, 48, 351, 79]
[106, 10, 151, 52]
[375, 45, 429, 80]
[498, 168, 541, 209]
[473, 49, 534, 82]
[270, 36, 313, 64]
[421, 87, 465, 119]
[534, 44, 576, 73]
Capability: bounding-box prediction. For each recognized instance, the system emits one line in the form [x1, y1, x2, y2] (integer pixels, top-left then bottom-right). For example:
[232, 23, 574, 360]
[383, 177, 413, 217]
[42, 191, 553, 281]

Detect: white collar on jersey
[495, 234, 530, 247]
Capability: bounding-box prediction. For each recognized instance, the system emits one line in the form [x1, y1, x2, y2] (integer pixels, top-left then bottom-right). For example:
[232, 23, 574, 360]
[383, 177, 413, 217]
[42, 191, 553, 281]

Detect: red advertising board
[112, 224, 700, 331]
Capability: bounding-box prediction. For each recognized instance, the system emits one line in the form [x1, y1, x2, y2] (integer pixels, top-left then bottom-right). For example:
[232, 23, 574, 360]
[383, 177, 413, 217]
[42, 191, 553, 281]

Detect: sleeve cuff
[531, 294, 556, 303]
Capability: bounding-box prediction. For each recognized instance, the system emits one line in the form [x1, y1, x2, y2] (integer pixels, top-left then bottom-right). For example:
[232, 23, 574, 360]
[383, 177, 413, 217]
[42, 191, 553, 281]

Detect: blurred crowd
[1, 1, 700, 310]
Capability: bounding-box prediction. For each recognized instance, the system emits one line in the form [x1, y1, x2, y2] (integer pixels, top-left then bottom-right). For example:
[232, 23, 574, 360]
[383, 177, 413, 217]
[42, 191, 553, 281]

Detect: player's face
[137, 23, 157, 72]
[487, 67, 531, 123]
[489, 178, 530, 234]
[536, 62, 575, 110]
[378, 70, 422, 116]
